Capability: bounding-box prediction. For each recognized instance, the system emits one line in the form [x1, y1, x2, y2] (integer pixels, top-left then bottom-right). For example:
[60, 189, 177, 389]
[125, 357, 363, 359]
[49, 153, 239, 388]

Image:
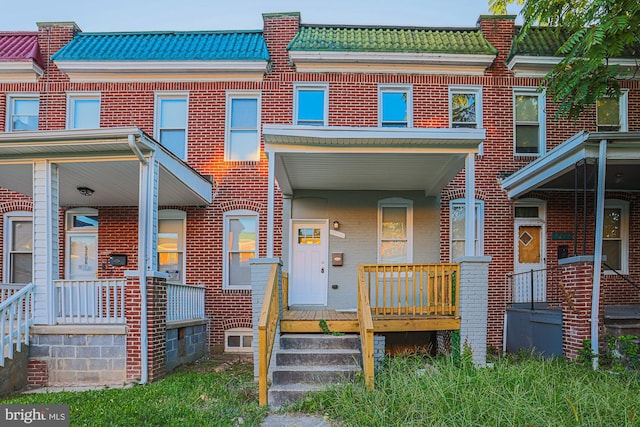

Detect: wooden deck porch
[281, 309, 460, 333]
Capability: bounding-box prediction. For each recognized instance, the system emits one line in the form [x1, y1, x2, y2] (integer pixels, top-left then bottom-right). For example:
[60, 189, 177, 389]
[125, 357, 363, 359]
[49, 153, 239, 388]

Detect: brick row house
[0, 12, 639, 394]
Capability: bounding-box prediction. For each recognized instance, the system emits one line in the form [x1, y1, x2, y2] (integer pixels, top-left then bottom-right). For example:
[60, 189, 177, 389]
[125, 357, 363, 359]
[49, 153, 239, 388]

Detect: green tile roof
[288, 25, 498, 55]
[510, 26, 637, 59]
[52, 30, 269, 61]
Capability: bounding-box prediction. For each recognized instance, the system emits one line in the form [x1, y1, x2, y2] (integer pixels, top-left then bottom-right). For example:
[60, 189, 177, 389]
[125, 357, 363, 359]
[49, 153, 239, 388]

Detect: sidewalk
[261, 414, 334, 426]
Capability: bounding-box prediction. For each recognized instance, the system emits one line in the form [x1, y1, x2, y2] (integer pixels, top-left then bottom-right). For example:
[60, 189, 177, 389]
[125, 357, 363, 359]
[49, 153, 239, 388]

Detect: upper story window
[514, 88, 545, 156]
[450, 199, 484, 260]
[158, 210, 186, 284]
[294, 84, 328, 126]
[379, 85, 412, 128]
[226, 92, 261, 162]
[155, 93, 188, 160]
[603, 200, 628, 274]
[450, 86, 482, 129]
[67, 93, 100, 129]
[3, 212, 32, 284]
[6, 95, 39, 132]
[223, 210, 258, 289]
[378, 198, 413, 263]
[597, 90, 628, 132]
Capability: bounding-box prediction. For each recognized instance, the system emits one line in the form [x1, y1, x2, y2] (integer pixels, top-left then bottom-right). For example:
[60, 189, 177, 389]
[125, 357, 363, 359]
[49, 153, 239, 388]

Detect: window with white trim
[226, 92, 261, 161]
[224, 210, 258, 289]
[3, 212, 32, 284]
[603, 200, 628, 274]
[379, 85, 412, 128]
[449, 86, 482, 129]
[514, 88, 545, 155]
[225, 328, 253, 352]
[67, 93, 100, 129]
[294, 83, 328, 126]
[449, 199, 484, 260]
[158, 210, 186, 284]
[6, 95, 39, 132]
[378, 198, 413, 263]
[155, 93, 188, 160]
[597, 90, 628, 132]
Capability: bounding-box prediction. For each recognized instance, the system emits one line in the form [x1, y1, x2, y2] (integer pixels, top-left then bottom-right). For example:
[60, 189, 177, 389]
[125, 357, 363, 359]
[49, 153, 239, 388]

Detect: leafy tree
[489, 0, 640, 120]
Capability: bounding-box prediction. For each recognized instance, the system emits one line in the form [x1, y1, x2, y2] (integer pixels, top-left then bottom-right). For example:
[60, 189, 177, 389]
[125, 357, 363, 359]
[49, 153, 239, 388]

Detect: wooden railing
[357, 266, 375, 389]
[166, 283, 206, 323]
[281, 271, 289, 311]
[258, 264, 280, 407]
[361, 264, 459, 317]
[55, 279, 126, 324]
[1, 282, 34, 367]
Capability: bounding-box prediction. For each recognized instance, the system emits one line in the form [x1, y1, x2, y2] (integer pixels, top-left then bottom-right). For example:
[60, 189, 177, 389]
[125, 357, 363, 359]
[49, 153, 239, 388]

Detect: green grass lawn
[3, 355, 640, 426]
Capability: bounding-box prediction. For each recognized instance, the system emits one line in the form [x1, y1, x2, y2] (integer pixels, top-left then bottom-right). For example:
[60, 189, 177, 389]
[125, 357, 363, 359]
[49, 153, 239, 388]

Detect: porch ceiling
[0, 128, 213, 206]
[263, 125, 484, 196]
[502, 131, 640, 199]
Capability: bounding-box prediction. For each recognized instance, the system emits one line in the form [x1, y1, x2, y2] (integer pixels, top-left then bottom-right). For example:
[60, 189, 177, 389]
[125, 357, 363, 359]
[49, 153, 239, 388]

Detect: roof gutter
[128, 133, 148, 165]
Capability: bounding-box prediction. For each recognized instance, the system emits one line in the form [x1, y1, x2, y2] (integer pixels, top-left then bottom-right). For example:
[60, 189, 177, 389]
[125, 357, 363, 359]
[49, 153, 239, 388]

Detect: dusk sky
[2, 0, 523, 32]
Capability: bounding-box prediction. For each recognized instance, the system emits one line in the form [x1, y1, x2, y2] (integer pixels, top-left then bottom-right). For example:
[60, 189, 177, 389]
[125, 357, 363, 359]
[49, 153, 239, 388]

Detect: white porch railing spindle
[55, 279, 126, 324]
[0, 283, 34, 367]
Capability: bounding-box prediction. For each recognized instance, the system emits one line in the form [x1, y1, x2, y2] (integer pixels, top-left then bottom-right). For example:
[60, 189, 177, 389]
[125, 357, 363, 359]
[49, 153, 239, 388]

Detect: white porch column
[458, 256, 491, 366]
[32, 160, 59, 325]
[464, 153, 476, 256]
[266, 153, 276, 258]
[590, 140, 607, 368]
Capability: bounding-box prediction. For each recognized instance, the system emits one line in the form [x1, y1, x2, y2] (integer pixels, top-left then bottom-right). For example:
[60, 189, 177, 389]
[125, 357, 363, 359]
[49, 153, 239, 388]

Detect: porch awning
[263, 125, 484, 196]
[501, 131, 640, 199]
[0, 127, 213, 206]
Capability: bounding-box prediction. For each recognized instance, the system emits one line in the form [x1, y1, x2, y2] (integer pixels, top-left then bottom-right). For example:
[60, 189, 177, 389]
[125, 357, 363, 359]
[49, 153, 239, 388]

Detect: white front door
[513, 202, 546, 303]
[289, 221, 328, 305]
[67, 234, 98, 280]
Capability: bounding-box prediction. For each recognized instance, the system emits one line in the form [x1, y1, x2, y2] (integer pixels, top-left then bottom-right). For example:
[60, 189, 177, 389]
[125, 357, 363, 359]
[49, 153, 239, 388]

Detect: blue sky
[2, 0, 523, 32]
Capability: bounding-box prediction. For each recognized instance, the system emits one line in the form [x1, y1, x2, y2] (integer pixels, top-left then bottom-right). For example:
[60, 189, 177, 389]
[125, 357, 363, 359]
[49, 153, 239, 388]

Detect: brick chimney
[262, 12, 300, 74]
[477, 15, 516, 74]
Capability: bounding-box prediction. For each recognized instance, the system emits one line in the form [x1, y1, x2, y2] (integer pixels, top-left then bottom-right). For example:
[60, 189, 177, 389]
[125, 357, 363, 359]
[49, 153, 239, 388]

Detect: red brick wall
[560, 261, 594, 359]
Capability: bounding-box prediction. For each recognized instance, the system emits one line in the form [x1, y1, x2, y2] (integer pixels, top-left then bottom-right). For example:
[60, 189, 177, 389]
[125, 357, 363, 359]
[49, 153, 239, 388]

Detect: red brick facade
[1, 12, 639, 370]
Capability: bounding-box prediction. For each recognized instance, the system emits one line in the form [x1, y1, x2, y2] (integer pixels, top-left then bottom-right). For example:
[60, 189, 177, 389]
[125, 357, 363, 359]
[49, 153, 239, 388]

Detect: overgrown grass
[1, 360, 266, 426]
[295, 355, 640, 426]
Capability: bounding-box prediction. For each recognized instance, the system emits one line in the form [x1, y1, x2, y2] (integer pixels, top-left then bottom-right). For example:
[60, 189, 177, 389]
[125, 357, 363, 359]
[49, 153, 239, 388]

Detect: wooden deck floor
[280, 309, 460, 333]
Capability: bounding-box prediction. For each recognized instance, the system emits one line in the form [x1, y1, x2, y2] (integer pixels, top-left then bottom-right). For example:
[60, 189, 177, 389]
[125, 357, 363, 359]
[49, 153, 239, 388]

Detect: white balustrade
[0, 282, 34, 367]
[166, 283, 205, 323]
[55, 279, 126, 324]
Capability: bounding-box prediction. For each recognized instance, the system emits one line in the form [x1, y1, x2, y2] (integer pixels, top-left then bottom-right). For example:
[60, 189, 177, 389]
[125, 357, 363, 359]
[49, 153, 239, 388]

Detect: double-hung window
[514, 88, 545, 155]
[4, 213, 32, 284]
[379, 85, 412, 128]
[158, 210, 186, 284]
[378, 198, 413, 263]
[223, 210, 258, 289]
[67, 93, 100, 129]
[7, 95, 39, 132]
[226, 92, 260, 161]
[450, 199, 484, 260]
[597, 90, 628, 132]
[450, 86, 482, 129]
[155, 93, 188, 160]
[294, 84, 328, 126]
[603, 200, 628, 274]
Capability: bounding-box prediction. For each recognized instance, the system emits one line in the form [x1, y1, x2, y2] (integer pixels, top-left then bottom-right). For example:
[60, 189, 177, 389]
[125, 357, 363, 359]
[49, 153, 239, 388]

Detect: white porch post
[32, 160, 59, 325]
[590, 140, 607, 368]
[465, 153, 476, 256]
[266, 153, 276, 258]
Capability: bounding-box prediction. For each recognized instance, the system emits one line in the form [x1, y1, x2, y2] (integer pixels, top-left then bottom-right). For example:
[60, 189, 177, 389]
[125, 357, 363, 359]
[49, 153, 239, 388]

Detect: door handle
[321, 267, 325, 273]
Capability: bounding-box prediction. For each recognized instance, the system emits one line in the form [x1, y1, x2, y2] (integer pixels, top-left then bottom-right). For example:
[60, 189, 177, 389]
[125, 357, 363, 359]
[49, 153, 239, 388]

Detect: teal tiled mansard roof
[288, 25, 498, 55]
[52, 30, 269, 61]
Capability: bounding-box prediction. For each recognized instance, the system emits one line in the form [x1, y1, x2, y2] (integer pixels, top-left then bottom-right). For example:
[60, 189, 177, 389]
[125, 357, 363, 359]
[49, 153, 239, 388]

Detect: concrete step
[276, 348, 361, 367]
[268, 384, 327, 408]
[280, 334, 360, 350]
[605, 323, 640, 338]
[604, 305, 640, 325]
[272, 364, 360, 385]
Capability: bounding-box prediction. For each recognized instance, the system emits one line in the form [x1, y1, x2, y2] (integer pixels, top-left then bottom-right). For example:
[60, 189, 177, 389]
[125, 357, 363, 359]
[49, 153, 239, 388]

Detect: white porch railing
[166, 283, 205, 323]
[55, 279, 126, 324]
[1, 282, 34, 367]
[1, 284, 26, 303]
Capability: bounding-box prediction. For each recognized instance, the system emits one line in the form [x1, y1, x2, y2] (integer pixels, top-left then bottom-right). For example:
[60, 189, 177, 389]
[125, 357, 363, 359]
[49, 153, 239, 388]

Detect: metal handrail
[507, 265, 564, 309]
[602, 262, 640, 292]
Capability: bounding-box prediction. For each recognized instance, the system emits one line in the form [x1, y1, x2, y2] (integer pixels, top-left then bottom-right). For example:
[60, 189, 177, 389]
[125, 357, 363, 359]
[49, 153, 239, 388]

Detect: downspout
[129, 133, 149, 384]
[591, 140, 607, 369]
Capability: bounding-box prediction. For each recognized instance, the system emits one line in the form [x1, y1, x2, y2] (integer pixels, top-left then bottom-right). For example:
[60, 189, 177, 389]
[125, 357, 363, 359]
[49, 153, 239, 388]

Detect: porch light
[332, 220, 340, 230]
[77, 186, 95, 197]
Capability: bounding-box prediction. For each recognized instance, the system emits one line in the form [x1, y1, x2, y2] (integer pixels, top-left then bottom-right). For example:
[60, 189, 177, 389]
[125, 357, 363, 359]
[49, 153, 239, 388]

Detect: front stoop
[604, 305, 640, 338]
[268, 334, 362, 407]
